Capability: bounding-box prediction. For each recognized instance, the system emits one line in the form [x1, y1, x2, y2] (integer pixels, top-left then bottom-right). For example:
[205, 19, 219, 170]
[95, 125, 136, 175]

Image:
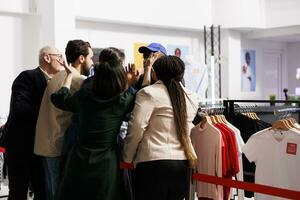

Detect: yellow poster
[134, 42, 148, 70]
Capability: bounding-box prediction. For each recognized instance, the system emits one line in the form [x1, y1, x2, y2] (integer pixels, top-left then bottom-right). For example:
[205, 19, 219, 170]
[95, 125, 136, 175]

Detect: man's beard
[81, 63, 90, 76]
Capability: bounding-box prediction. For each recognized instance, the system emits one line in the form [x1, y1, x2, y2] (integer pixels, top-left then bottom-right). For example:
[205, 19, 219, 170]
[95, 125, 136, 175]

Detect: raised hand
[144, 52, 158, 69]
[125, 63, 140, 86]
[57, 57, 73, 89]
[57, 58, 72, 74]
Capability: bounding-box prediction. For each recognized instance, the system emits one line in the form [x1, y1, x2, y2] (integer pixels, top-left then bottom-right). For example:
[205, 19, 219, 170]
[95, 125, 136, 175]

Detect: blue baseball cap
[138, 43, 167, 55]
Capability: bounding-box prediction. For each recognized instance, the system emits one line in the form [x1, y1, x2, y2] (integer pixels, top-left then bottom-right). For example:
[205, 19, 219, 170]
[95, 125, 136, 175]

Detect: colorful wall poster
[241, 49, 256, 92]
[134, 42, 148, 70]
[166, 45, 189, 62]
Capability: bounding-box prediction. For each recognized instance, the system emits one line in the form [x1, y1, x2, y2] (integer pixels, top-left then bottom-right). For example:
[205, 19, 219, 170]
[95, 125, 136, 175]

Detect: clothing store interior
[1, 0, 300, 200]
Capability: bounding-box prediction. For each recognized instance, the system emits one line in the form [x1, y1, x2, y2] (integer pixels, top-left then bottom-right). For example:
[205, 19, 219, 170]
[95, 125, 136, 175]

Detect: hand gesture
[125, 63, 140, 86]
[57, 58, 72, 74]
[144, 52, 158, 69]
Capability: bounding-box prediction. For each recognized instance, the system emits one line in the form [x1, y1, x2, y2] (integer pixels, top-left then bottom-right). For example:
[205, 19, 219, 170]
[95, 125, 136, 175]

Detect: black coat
[2, 67, 47, 153]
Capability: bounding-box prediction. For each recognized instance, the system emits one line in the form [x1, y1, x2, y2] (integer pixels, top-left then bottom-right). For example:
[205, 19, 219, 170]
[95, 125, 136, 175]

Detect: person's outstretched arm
[51, 61, 79, 112]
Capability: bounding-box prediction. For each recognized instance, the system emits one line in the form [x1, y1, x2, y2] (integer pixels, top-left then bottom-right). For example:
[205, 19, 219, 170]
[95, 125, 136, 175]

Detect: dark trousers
[6, 149, 46, 200]
[134, 160, 188, 200]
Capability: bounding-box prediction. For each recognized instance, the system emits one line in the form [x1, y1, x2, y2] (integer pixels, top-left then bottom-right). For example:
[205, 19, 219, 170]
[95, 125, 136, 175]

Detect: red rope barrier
[192, 173, 300, 199]
[120, 161, 134, 170]
[119, 163, 300, 199]
[0, 147, 5, 153]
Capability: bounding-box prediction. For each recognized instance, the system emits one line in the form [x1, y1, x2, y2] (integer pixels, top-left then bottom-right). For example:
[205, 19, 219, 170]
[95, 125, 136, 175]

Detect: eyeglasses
[48, 54, 63, 59]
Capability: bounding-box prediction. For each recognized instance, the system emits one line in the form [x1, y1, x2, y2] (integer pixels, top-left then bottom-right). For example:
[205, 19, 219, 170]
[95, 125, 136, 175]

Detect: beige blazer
[123, 80, 198, 165]
[34, 68, 84, 157]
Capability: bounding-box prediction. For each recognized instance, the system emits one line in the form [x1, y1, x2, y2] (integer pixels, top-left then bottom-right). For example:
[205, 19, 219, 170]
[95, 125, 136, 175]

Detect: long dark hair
[152, 55, 196, 167]
[92, 60, 127, 99]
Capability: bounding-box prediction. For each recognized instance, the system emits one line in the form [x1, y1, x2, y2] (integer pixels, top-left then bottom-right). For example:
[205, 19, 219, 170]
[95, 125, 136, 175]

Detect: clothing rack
[199, 106, 225, 113]
[193, 105, 225, 125]
[274, 107, 300, 115]
[223, 100, 300, 121]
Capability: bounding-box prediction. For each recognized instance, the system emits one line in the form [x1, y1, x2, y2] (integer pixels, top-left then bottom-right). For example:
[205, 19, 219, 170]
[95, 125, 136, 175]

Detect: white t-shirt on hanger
[226, 122, 245, 200]
[243, 129, 300, 200]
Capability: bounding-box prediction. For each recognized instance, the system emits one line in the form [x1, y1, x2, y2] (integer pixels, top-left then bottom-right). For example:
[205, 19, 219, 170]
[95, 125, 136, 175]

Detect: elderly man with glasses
[1, 46, 64, 200]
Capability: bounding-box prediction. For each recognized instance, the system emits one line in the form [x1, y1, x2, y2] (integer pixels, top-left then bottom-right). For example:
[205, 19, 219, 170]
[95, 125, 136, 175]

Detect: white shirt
[226, 122, 245, 200]
[243, 128, 300, 200]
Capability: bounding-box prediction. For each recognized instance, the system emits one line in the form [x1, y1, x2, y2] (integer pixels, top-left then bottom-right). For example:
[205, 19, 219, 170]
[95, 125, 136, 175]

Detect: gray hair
[39, 46, 54, 65]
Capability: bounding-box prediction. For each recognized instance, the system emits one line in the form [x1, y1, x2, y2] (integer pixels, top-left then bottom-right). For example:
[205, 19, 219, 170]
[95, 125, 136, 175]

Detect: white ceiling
[262, 34, 300, 43]
[242, 25, 300, 43]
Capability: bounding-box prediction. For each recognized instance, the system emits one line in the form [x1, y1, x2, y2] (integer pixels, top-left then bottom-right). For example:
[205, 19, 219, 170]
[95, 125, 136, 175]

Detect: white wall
[221, 29, 288, 100]
[0, 14, 40, 118]
[74, 0, 212, 30]
[265, 0, 300, 28]
[75, 19, 205, 66]
[0, 0, 33, 14]
[213, 0, 265, 28]
[238, 38, 287, 100]
[287, 42, 300, 94]
[221, 30, 242, 99]
[241, 39, 288, 100]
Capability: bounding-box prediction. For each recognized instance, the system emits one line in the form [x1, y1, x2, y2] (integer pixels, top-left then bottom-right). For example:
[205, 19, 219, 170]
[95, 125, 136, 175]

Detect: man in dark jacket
[2, 46, 63, 200]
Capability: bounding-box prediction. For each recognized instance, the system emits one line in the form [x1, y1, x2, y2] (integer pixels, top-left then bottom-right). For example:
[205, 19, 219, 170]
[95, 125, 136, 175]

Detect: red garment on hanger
[213, 123, 239, 200]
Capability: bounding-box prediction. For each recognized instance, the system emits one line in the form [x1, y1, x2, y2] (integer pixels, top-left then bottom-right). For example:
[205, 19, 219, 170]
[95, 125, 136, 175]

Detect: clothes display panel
[191, 111, 244, 200]
[223, 101, 300, 200]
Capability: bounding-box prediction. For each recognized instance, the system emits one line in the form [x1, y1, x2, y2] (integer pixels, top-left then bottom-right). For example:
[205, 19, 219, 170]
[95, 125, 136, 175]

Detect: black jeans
[134, 160, 188, 200]
[6, 149, 45, 200]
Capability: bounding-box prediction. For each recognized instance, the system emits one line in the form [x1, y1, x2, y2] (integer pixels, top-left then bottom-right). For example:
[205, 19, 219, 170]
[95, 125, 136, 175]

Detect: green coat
[51, 86, 135, 200]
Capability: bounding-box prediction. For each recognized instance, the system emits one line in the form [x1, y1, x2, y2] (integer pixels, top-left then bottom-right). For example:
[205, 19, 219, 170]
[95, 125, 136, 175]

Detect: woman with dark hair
[50, 49, 140, 200]
[98, 47, 125, 64]
[124, 55, 198, 200]
[61, 47, 126, 158]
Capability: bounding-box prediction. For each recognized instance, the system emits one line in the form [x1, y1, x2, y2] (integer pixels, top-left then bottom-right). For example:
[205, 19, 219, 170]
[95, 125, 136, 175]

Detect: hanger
[289, 117, 300, 127]
[214, 107, 224, 123]
[248, 105, 259, 120]
[291, 118, 300, 131]
[240, 105, 254, 119]
[243, 112, 254, 119]
[289, 117, 297, 124]
[249, 112, 255, 119]
[272, 112, 293, 131]
[284, 119, 295, 129]
[251, 112, 260, 120]
[272, 119, 290, 131]
[284, 115, 300, 131]
[219, 107, 229, 124]
[209, 110, 218, 124]
[210, 108, 220, 124]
